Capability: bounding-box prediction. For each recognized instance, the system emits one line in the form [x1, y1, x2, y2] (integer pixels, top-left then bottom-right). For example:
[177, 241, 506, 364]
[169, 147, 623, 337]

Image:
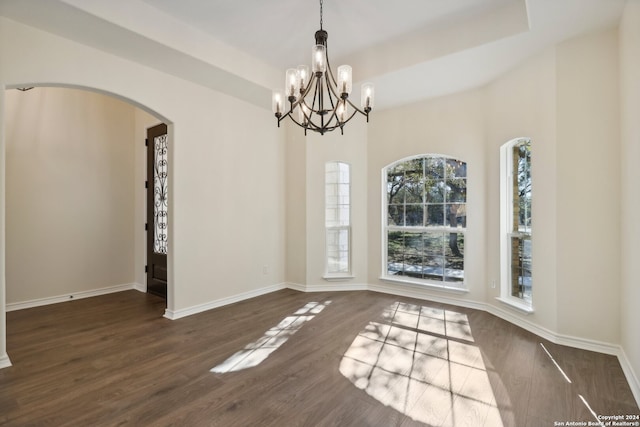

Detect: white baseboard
[485, 303, 620, 356]
[618, 347, 640, 407]
[0, 353, 12, 369]
[365, 282, 620, 355]
[286, 282, 368, 293]
[286, 282, 307, 292]
[163, 283, 288, 320]
[368, 282, 486, 311]
[132, 283, 146, 293]
[5, 283, 136, 311]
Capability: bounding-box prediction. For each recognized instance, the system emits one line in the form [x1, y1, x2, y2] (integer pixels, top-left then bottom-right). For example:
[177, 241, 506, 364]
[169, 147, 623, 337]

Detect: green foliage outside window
[385, 156, 466, 284]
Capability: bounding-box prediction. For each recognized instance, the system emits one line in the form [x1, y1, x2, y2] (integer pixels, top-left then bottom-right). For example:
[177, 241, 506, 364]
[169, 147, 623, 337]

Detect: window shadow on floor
[339, 301, 504, 426]
[211, 301, 331, 373]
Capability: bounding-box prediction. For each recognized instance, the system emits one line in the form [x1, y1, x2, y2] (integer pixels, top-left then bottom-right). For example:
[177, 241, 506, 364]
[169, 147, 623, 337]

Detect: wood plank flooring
[1, 289, 638, 426]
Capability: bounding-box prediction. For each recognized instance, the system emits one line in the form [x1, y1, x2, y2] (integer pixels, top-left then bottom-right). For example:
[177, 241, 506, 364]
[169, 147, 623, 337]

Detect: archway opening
[1, 84, 174, 367]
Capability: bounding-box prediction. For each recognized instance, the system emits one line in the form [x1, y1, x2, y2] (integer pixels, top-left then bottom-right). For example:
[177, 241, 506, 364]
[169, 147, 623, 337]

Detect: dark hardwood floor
[1, 289, 638, 426]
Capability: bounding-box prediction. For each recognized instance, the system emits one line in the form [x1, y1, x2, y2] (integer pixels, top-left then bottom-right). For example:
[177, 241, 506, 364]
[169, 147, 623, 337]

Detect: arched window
[325, 161, 351, 277]
[383, 155, 466, 288]
[500, 138, 532, 308]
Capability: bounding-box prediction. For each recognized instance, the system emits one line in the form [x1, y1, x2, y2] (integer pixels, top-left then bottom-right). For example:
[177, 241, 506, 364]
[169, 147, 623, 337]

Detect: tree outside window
[501, 138, 532, 306]
[384, 155, 466, 287]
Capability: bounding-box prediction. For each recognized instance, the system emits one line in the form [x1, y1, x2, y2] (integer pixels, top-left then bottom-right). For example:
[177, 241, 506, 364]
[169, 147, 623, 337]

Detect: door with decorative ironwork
[146, 123, 168, 299]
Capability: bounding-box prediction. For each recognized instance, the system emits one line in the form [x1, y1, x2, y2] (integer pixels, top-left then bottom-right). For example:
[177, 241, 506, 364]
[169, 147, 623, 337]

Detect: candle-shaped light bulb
[272, 90, 284, 115]
[361, 82, 375, 111]
[285, 68, 297, 99]
[297, 65, 309, 92]
[312, 45, 326, 74]
[337, 65, 352, 95]
[337, 101, 348, 122]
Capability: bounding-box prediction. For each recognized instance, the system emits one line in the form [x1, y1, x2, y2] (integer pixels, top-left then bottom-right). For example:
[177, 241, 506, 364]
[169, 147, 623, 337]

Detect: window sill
[323, 275, 355, 282]
[495, 297, 534, 314]
[379, 276, 469, 294]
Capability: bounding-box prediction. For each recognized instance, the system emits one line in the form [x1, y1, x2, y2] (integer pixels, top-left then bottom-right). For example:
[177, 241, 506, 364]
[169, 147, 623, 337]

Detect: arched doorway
[0, 84, 174, 368]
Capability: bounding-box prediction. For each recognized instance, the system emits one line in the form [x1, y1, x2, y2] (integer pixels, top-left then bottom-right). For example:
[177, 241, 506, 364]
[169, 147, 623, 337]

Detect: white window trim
[381, 154, 467, 290]
[323, 274, 355, 282]
[380, 275, 470, 294]
[495, 296, 534, 314]
[499, 138, 533, 311]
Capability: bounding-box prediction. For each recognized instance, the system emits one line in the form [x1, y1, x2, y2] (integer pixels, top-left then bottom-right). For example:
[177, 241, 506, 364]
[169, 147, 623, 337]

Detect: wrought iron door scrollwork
[153, 134, 168, 254]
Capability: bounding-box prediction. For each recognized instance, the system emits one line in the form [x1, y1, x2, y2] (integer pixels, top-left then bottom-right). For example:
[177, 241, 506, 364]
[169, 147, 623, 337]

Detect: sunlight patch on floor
[539, 342, 572, 384]
[211, 301, 330, 373]
[339, 302, 503, 426]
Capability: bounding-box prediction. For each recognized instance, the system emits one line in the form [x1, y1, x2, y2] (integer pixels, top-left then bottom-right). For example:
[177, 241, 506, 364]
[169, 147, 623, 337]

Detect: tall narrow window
[325, 162, 351, 277]
[501, 138, 532, 307]
[383, 155, 466, 288]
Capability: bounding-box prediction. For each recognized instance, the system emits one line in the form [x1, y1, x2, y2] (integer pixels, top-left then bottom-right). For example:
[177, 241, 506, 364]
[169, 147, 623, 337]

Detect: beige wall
[556, 28, 620, 343]
[366, 89, 487, 304]
[484, 47, 558, 332]
[285, 122, 307, 285]
[364, 27, 622, 347]
[0, 16, 287, 326]
[5, 87, 138, 303]
[304, 119, 369, 288]
[620, 0, 640, 395]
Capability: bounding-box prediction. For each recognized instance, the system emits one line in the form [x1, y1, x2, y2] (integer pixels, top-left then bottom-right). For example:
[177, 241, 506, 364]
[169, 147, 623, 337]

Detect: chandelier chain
[319, 0, 323, 30]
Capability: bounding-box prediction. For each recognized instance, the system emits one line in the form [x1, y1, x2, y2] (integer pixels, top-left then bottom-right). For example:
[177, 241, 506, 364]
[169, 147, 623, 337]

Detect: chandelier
[271, 0, 374, 135]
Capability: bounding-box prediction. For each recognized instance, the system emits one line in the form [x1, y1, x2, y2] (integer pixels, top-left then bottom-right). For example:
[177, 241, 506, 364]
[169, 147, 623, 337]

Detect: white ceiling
[140, 0, 516, 70]
[0, 0, 628, 110]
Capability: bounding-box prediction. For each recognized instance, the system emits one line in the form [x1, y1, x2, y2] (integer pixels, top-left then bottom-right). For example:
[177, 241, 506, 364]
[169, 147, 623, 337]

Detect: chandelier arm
[287, 111, 307, 128]
[324, 74, 343, 105]
[297, 97, 342, 134]
[325, 110, 339, 128]
[276, 109, 293, 127]
[306, 109, 351, 133]
[292, 73, 320, 125]
[281, 104, 329, 133]
[296, 96, 322, 131]
[323, 74, 338, 114]
[337, 108, 359, 126]
[299, 105, 313, 127]
[296, 104, 343, 134]
[343, 96, 369, 117]
[310, 77, 321, 114]
[299, 112, 326, 132]
[323, 75, 370, 124]
[319, 121, 346, 132]
[330, 107, 359, 129]
[322, 41, 340, 89]
[318, 78, 325, 130]
[299, 72, 318, 101]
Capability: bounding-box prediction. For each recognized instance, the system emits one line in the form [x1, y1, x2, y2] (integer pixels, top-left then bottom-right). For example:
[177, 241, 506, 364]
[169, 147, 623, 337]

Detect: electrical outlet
[490, 280, 496, 289]
[262, 265, 269, 275]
